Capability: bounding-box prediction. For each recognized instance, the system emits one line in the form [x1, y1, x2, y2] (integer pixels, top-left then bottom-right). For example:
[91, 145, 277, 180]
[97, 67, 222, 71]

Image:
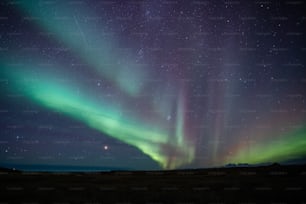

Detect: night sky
[0, 0, 306, 171]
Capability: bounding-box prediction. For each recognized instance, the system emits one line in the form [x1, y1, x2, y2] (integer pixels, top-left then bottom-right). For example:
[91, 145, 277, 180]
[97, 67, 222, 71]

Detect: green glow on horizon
[2, 62, 195, 169]
[225, 127, 306, 165]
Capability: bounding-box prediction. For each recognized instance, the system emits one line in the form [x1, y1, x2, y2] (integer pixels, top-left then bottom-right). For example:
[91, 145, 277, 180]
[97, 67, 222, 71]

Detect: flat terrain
[0, 164, 305, 203]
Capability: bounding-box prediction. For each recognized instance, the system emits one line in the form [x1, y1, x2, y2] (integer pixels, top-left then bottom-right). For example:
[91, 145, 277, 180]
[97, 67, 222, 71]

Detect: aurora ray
[15, 0, 147, 96]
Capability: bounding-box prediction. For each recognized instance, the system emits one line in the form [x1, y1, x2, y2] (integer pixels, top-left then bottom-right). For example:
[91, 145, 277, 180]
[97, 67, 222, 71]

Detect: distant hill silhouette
[0, 163, 305, 203]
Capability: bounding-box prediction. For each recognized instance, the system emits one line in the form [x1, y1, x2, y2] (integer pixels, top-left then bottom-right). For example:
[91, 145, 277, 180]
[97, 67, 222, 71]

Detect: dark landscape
[1, 164, 306, 203]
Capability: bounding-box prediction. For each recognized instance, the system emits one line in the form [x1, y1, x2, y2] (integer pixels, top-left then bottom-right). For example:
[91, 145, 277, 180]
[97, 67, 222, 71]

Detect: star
[0, 0, 305, 171]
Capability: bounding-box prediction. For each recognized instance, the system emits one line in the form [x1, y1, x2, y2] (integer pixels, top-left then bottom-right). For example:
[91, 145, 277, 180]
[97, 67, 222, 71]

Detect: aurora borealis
[0, 1, 306, 170]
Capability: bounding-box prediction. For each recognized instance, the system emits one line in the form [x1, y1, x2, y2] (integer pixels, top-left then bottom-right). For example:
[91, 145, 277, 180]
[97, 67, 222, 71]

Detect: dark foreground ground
[0, 164, 306, 203]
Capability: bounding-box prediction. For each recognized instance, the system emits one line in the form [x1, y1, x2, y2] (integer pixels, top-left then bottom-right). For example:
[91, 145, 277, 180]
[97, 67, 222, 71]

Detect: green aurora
[1, 61, 194, 169]
[1, 1, 305, 169]
[224, 127, 306, 165]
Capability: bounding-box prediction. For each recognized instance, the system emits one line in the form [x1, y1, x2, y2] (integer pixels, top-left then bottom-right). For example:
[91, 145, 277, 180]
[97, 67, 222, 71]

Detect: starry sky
[0, 0, 306, 171]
